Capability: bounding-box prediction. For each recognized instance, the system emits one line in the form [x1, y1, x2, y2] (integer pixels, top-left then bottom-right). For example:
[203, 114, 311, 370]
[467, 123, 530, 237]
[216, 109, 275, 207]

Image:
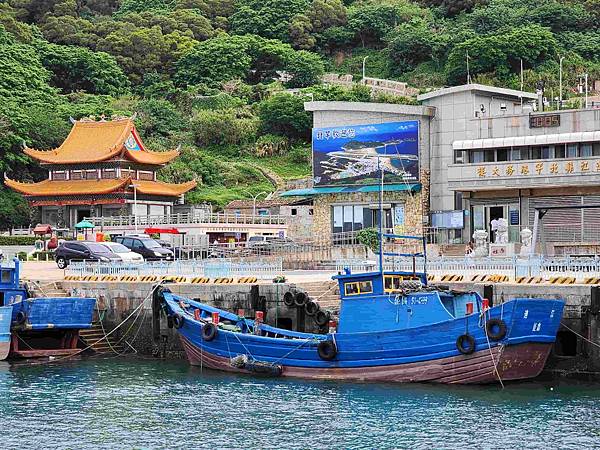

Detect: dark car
[55, 241, 122, 269]
[113, 236, 174, 261]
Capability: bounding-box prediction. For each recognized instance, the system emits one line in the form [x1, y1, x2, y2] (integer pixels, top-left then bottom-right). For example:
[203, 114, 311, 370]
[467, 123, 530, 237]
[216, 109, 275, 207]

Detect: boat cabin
[0, 259, 25, 308]
[333, 270, 481, 334]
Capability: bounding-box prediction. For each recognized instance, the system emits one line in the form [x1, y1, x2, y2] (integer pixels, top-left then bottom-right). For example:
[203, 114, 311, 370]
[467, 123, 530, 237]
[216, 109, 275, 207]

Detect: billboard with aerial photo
[312, 120, 419, 187]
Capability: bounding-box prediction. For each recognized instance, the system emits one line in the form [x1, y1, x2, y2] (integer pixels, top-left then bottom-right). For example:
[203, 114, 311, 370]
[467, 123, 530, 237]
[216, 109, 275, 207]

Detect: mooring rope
[481, 308, 505, 389]
[561, 322, 600, 350]
[26, 282, 164, 366]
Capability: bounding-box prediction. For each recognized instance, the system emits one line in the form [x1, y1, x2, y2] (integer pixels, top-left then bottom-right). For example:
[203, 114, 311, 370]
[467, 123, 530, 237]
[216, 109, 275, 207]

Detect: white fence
[65, 259, 283, 280]
[335, 255, 600, 280]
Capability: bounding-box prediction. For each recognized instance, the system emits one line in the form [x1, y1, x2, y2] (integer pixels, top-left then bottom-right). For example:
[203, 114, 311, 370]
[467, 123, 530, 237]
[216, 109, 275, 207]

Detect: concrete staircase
[297, 280, 340, 313]
[79, 323, 125, 354]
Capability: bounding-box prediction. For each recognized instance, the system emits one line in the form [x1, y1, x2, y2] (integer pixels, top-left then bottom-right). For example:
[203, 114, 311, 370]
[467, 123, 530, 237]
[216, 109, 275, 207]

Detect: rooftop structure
[5, 117, 197, 228]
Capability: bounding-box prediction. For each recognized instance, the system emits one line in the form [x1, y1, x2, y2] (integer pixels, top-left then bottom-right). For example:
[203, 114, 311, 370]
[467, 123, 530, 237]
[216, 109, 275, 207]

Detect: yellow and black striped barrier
[440, 274, 464, 282]
[488, 274, 509, 283]
[214, 277, 234, 284]
[548, 276, 576, 285]
[190, 276, 210, 284]
[471, 274, 489, 282]
[64, 275, 81, 281]
[161, 275, 187, 283]
[119, 275, 139, 282]
[81, 275, 99, 282]
[515, 276, 545, 284]
[100, 275, 118, 282]
[583, 277, 600, 285]
[427, 274, 436, 282]
[139, 275, 159, 283]
[237, 277, 258, 284]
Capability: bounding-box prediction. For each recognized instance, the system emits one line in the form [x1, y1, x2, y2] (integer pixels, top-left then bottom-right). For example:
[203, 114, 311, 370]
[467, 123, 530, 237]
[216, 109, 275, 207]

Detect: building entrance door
[472, 203, 520, 243]
[77, 209, 91, 223]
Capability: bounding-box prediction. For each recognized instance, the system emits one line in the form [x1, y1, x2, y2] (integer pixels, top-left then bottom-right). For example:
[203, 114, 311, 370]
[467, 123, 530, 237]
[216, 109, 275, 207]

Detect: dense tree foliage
[1, 0, 600, 224]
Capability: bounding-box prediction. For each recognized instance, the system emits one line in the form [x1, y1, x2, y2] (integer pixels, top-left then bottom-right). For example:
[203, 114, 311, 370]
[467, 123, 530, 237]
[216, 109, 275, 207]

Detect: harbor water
[1, 358, 599, 449]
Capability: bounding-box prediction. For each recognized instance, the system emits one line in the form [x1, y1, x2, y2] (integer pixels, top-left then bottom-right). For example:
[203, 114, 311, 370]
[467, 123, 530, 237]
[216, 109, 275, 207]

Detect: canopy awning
[75, 220, 95, 229]
[280, 183, 421, 197]
[33, 224, 53, 234]
[453, 131, 600, 151]
[144, 227, 182, 235]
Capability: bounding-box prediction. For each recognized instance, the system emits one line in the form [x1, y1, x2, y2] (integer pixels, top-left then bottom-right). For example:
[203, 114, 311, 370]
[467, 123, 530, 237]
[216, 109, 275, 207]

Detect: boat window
[344, 280, 373, 296]
[358, 281, 373, 294]
[384, 275, 419, 292]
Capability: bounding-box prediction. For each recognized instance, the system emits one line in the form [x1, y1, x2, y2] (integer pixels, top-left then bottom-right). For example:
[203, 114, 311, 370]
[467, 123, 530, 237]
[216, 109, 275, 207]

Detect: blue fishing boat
[160, 236, 565, 383]
[0, 306, 12, 360]
[0, 259, 96, 359]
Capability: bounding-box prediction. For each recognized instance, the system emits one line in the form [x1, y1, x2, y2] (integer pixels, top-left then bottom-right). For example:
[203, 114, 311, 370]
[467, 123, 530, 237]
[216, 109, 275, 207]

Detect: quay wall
[65, 281, 321, 358]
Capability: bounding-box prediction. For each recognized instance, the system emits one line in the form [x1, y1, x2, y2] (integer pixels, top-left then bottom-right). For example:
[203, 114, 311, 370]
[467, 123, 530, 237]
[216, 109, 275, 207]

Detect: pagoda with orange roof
[5, 117, 196, 228]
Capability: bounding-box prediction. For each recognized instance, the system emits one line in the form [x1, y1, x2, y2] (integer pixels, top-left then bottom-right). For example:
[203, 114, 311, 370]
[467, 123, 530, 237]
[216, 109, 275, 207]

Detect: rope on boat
[26, 282, 165, 366]
[481, 307, 505, 389]
[561, 322, 600, 349]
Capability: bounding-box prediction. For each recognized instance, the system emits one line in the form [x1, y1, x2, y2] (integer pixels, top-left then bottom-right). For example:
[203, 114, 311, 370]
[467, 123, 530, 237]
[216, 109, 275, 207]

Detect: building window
[139, 171, 153, 181]
[86, 170, 98, 180]
[594, 143, 600, 157]
[496, 148, 509, 162]
[530, 146, 542, 160]
[291, 208, 297, 216]
[567, 143, 578, 158]
[102, 169, 116, 179]
[71, 170, 83, 180]
[53, 171, 66, 180]
[454, 150, 466, 164]
[581, 143, 593, 158]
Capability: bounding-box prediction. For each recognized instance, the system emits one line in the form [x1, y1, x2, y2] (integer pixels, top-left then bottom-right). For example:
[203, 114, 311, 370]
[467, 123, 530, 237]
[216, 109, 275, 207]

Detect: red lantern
[212, 311, 220, 324]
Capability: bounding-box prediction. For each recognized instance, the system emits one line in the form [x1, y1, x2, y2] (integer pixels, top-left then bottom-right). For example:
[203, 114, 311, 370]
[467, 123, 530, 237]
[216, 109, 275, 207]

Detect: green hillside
[0, 0, 599, 228]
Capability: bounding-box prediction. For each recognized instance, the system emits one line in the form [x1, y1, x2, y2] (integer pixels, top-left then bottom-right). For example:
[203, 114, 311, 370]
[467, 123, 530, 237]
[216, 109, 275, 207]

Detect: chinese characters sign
[312, 121, 419, 187]
[476, 160, 600, 178]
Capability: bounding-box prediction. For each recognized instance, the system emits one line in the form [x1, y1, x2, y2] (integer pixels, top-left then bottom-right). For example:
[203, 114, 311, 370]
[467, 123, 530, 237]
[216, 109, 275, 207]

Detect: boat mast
[378, 156, 384, 275]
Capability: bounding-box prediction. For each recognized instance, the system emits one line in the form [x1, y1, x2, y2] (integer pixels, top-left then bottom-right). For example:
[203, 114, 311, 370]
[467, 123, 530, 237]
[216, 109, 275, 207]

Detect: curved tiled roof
[5, 178, 131, 196]
[24, 118, 179, 165]
[4, 177, 197, 198]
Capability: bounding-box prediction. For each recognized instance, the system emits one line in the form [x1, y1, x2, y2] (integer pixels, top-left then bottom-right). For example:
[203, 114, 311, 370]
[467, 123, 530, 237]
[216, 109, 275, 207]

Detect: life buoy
[486, 318, 507, 341]
[317, 340, 337, 361]
[202, 323, 218, 341]
[14, 311, 27, 325]
[456, 334, 476, 355]
[283, 292, 295, 307]
[314, 309, 331, 327]
[167, 315, 174, 329]
[173, 314, 184, 329]
[305, 301, 320, 317]
[294, 292, 308, 307]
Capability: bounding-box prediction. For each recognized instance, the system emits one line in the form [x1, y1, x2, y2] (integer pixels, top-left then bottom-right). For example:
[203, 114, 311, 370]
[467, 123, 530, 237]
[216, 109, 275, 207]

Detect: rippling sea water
[0, 358, 599, 449]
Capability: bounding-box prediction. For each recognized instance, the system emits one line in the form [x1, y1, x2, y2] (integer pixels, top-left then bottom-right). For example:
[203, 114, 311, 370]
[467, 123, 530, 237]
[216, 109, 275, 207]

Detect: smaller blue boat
[1, 259, 96, 359]
[0, 306, 12, 360]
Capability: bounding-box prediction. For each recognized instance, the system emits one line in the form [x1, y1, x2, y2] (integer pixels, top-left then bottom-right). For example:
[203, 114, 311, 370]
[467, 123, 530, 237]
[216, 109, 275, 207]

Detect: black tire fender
[14, 310, 27, 325]
[202, 323, 218, 341]
[317, 340, 337, 361]
[167, 315, 174, 329]
[283, 292, 295, 307]
[486, 318, 507, 341]
[456, 334, 476, 355]
[305, 301, 320, 317]
[314, 309, 331, 327]
[294, 292, 308, 307]
[173, 314, 184, 329]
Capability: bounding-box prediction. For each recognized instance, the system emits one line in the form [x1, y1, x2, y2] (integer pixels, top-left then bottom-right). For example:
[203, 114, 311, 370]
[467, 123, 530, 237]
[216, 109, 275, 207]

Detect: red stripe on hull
[179, 336, 553, 384]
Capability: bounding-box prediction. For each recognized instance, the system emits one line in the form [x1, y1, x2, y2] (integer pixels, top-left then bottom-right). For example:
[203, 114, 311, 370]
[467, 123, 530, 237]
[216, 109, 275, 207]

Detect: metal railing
[335, 255, 600, 279]
[65, 258, 283, 280]
[85, 212, 288, 228]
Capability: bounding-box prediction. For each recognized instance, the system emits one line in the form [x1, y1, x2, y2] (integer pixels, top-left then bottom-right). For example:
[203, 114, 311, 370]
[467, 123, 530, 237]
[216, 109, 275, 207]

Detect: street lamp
[132, 183, 139, 232]
[250, 191, 268, 217]
[362, 56, 369, 83]
[559, 56, 565, 110]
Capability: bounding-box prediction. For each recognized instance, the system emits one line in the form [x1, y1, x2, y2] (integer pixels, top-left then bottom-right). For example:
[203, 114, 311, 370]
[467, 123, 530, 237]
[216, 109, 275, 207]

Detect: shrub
[190, 109, 259, 146]
[356, 228, 379, 253]
[0, 236, 38, 245]
[252, 134, 290, 157]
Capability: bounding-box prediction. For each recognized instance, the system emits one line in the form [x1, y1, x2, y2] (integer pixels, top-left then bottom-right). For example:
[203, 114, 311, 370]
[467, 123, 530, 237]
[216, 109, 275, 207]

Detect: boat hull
[0, 306, 12, 361]
[180, 335, 551, 384]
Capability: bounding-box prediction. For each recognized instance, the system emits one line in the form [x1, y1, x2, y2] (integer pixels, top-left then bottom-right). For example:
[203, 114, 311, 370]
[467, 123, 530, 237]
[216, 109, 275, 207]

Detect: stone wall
[312, 191, 424, 244]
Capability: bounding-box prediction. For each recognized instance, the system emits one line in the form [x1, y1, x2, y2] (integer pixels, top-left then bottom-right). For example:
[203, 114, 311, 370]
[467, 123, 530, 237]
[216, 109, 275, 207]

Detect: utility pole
[466, 51, 471, 84]
[132, 183, 139, 232]
[520, 58, 524, 107]
[362, 56, 369, 83]
[559, 56, 565, 110]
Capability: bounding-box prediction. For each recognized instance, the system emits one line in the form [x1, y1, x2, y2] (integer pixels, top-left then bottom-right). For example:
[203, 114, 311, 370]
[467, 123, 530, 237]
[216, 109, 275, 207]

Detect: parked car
[101, 242, 144, 263]
[55, 241, 122, 269]
[113, 236, 174, 261]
